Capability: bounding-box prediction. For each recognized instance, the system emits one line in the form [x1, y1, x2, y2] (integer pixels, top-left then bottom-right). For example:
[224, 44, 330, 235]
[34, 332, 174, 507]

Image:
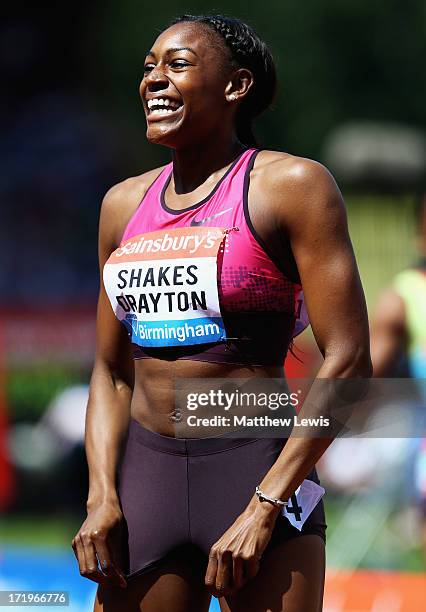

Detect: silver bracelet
[255, 486, 288, 507]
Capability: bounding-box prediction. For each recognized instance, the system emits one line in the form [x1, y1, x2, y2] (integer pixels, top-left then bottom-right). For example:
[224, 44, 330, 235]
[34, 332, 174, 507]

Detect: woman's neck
[171, 137, 247, 194]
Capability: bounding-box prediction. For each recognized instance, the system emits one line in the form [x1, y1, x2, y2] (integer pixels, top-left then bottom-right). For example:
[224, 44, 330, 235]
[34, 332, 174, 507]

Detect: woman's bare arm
[85, 187, 135, 512]
[205, 157, 372, 596]
[255, 157, 372, 503]
[72, 172, 162, 587]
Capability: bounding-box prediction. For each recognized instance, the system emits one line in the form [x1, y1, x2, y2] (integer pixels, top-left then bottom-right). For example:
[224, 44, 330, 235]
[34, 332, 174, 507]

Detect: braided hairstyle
[169, 14, 277, 147]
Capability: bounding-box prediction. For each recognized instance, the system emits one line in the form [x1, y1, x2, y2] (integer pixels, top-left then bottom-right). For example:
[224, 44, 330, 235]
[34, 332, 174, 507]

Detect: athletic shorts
[118, 419, 327, 579]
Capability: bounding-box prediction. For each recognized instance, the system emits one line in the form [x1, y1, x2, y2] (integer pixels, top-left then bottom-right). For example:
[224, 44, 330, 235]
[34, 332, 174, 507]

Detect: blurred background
[1, 1, 425, 610]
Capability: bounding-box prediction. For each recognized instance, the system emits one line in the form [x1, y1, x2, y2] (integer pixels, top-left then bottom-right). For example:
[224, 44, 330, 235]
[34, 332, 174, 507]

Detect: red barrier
[324, 569, 426, 611]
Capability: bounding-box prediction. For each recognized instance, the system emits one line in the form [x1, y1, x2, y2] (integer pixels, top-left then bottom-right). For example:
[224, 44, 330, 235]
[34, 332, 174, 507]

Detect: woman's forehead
[149, 22, 221, 57]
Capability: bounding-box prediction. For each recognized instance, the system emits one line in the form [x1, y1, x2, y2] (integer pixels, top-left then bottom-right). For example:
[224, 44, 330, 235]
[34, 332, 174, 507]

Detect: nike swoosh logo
[190, 207, 233, 227]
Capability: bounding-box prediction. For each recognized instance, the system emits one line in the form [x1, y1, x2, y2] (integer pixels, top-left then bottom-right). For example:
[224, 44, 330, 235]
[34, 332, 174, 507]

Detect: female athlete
[72, 14, 371, 612]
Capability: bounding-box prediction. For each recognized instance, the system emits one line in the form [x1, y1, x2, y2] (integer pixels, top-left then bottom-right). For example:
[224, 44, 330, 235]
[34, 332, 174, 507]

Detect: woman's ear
[225, 68, 254, 103]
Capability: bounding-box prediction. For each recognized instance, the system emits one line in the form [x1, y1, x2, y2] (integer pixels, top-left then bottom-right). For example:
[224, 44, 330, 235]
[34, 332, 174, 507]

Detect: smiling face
[140, 22, 241, 148]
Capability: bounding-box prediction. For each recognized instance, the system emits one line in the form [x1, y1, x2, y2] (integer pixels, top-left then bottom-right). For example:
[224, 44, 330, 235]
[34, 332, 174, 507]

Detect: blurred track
[0, 546, 221, 611]
[1, 545, 425, 611]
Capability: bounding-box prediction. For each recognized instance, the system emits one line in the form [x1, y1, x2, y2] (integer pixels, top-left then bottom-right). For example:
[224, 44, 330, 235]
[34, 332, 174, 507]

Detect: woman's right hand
[72, 500, 127, 588]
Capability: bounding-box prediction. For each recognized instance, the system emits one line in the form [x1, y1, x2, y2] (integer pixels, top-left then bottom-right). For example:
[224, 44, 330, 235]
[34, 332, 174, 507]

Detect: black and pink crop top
[103, 148, 309, 365]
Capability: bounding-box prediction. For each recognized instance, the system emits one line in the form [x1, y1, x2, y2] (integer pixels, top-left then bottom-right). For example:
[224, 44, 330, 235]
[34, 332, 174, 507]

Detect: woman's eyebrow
[167, 47, 198, 56]
[145, 47, 198, 58]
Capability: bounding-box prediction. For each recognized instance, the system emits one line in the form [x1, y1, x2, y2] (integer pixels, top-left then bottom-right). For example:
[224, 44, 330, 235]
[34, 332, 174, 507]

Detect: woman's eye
[143, 64, 155, 74]
[171, 60, 189, 68]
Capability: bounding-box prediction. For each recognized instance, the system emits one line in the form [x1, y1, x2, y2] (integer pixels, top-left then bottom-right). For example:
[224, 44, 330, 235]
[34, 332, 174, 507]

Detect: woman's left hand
[205, 497, 281, 597]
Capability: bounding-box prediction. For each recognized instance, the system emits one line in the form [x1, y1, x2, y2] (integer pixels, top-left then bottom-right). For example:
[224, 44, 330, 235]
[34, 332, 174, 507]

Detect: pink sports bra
[103, 148, 308, 365]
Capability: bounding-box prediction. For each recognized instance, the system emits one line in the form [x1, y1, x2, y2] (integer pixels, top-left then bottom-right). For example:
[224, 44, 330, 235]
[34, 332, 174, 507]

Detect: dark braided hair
[169, 14, 277, 147]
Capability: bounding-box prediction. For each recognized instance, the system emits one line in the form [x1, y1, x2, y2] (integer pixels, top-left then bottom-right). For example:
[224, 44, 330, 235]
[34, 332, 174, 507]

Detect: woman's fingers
[244, 555, 261, 582]
[71, 536, 86, 576]
[72, 531, 126, 587]
[83, 539, 110, 585]
[206, 547, 234, 596]
[205, 549, 219, 592]
[92, 530, 127, 588]
[232, 554, 245, 591]
[72, 535, 107, 585]
[216, 550, 232, 594]
[205, 510, 271, 596]
[226, 553, 260, 595]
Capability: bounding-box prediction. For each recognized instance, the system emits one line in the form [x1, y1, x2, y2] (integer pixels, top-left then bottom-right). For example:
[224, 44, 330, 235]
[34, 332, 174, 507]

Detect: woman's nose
[145, 67, 169, 92]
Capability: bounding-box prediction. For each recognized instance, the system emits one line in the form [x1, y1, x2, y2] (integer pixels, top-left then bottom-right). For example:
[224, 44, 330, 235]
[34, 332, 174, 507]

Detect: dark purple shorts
[118, 419, 327, 579]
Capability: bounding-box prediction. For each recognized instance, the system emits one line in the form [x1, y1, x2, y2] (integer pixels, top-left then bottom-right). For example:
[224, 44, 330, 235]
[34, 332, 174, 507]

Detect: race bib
[103, 227, 226, 348]
[282, 479, 325, 530]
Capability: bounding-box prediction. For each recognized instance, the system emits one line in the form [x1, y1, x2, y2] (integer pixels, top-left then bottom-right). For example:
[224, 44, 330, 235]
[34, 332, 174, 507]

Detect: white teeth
[147, 97, 182, 112]
[150, 108, 175, 115]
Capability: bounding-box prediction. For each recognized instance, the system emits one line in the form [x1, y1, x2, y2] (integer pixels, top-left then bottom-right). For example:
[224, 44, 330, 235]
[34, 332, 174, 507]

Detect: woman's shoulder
[254, 150, 335, 190]
[101, 165, 167, 215]
[253, 149, 344, 222]
[99, 165, 167, 241]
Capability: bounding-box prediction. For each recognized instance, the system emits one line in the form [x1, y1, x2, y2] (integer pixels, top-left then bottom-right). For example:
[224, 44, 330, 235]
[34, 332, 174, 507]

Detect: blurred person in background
[72, 14, 371, 612]
[370, 193, 426, 561]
